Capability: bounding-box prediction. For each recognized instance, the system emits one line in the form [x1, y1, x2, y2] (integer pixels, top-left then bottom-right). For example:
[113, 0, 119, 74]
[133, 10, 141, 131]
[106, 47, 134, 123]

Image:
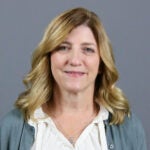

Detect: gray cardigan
[0, 109, 147, 150]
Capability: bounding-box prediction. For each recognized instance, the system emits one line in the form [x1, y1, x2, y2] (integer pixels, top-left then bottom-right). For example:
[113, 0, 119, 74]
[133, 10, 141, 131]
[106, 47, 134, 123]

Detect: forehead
[64, 25, 97, 44]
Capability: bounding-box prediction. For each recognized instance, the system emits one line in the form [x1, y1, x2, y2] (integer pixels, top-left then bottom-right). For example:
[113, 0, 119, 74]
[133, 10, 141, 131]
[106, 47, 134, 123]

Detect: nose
[68, 49, 82, 66]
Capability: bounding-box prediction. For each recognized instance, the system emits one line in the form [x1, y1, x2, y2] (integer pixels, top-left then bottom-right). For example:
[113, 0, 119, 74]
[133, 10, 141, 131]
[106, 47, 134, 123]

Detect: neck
[43, 85, 99, 117]
[42, 86, 99, 146]
[53, 86, 96, 114]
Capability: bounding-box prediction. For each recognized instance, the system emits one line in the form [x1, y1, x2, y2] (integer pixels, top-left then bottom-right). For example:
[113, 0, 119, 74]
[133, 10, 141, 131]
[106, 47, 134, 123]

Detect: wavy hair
[15, 7, 130, 124]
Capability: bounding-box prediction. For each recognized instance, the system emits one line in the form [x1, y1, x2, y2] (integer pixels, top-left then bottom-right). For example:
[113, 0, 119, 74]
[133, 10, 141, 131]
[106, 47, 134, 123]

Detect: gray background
[0, 0, 149, 148]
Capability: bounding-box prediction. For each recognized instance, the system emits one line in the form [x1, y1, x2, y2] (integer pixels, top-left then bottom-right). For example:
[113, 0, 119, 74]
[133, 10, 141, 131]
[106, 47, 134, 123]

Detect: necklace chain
[44, 102, 99, 146]
[54, 112, 96, 146]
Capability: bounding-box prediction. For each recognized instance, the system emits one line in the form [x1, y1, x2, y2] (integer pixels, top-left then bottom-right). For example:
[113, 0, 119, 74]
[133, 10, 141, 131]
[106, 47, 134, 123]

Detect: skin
[43, 25, 100, 142]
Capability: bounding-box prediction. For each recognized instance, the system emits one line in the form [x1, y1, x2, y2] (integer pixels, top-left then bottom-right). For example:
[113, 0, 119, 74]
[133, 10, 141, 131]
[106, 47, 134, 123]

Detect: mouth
[64, 71, 86, 77]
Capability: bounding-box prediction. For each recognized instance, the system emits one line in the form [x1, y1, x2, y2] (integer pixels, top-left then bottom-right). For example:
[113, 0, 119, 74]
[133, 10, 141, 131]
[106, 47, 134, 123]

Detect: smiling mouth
[64, 71, 86, 77]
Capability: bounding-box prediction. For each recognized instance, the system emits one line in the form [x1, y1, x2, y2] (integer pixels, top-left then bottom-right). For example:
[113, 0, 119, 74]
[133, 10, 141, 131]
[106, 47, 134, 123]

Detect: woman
[0, 7, 147, 150]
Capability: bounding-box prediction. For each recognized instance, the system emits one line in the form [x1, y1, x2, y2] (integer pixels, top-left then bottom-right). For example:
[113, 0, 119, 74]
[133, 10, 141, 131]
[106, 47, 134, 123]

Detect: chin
[65, 86, 83, 93]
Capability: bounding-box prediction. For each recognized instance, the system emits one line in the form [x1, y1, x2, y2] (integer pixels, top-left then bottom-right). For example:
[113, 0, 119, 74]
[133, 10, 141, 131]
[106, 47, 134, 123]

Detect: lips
[64, 71, 86, 77]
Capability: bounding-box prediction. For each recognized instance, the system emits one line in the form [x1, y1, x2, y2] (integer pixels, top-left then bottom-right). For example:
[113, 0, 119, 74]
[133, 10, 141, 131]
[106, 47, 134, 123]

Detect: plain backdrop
[0, 0, 149, 148]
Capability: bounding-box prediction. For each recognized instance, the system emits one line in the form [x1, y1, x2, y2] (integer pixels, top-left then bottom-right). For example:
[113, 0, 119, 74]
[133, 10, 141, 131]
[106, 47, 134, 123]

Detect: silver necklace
[68, 137, 76, 146]
[54, 112, 96, 146]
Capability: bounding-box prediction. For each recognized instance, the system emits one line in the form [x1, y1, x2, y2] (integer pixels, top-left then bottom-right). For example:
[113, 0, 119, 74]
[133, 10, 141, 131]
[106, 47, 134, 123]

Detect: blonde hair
[15, 7, 130, 124]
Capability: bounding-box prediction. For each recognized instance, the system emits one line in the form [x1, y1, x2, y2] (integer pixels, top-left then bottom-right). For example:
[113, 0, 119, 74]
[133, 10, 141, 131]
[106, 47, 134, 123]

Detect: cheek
[50, 54, 66, 79]
[96, 56, 101, 69]
[50, 56, 60, 83]
[51, 54, 62, 69]
[89, 57, 100, 73]
[50, 55, 58, 77]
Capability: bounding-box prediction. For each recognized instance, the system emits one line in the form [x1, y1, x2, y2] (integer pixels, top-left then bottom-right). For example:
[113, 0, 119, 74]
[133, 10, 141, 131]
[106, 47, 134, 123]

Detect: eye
[83, 47, 95, 53]
[57, 45, 68, 51]
[57, 45, 69, 51]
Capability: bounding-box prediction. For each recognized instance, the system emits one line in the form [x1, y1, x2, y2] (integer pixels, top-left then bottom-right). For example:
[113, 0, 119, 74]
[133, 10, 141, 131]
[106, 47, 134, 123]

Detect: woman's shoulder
[107, 112, 147, 149]
[106, 112, 145, 136]
[118, 112, 147, 149]
[0, 109, 33, 149]
[122, 112, 144, 131]
[0, 108, 24, 129]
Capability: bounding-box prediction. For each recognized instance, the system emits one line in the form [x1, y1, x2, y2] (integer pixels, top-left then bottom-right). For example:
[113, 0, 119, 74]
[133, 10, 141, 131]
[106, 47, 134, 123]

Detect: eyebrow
[61, 41, 97, 47]
[61, 41, 71, 45]
[81, 42, 97, 47]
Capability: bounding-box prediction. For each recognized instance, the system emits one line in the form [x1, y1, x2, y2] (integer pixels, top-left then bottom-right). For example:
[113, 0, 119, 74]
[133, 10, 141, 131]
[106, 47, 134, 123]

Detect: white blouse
[28, 106, 109, 150]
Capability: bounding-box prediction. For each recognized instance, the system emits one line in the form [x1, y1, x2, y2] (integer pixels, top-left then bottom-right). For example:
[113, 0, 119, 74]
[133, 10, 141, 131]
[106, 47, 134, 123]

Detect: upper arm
[132, 114, 147, 150]
[0, 109, 24, 150]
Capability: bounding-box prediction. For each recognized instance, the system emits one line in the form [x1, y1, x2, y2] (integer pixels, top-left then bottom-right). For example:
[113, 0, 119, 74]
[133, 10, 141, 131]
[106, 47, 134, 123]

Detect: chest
[31, 123, 103, 150]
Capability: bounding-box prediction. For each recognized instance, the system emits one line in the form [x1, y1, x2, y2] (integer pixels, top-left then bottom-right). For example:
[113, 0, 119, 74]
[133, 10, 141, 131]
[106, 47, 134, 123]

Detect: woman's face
[50, 25, 100, 94]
